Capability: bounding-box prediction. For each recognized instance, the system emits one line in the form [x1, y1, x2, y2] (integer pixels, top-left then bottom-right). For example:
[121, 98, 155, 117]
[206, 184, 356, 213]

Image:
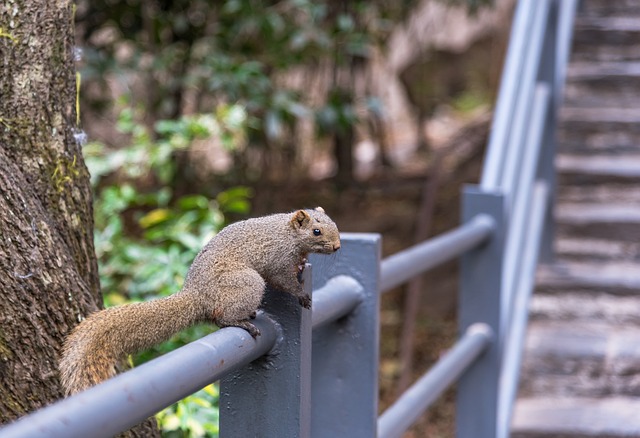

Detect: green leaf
[155, 119, 183, 135]
[139, 208, 172, 228]
[178, 195, 210, 211]
[191, 397, 212, 408]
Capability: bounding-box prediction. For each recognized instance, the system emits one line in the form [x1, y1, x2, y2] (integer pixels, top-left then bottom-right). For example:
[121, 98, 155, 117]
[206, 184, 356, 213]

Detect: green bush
[156, 384, 220, 438]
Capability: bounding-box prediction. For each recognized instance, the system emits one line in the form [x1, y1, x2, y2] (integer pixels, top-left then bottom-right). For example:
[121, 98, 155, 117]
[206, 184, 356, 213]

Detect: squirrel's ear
[314, 206, 325, 213]
[291, 209, 311, 229]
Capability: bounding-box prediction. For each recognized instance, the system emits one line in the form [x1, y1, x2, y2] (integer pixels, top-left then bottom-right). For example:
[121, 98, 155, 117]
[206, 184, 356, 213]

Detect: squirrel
[59, 207, 340, 396]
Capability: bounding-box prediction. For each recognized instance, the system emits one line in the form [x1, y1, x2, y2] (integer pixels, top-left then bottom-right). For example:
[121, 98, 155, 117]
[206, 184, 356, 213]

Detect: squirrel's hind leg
[216, 318, 261, 338]
[212, 268, 265, 338]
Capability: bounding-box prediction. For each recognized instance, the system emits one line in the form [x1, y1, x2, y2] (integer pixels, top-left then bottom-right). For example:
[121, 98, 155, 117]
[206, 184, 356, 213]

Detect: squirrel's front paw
[298, 294, 311, 309]
[297, 259, 307, 284]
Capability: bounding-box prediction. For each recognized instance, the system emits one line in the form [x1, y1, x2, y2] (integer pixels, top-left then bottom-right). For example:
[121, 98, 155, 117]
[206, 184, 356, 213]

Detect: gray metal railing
[0, 0, 578, 437]
[480, 0, 579, 436]
[380, 214, 495, 292]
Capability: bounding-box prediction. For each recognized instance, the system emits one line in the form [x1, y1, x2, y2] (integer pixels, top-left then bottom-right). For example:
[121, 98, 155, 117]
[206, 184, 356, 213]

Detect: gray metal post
[457, 186, 505, 438]
[220, 269, 313, 438]
[309, 233, 381, 438]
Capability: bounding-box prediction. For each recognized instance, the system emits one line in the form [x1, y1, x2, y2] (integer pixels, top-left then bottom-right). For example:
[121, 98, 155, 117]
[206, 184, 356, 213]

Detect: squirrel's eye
[313, 229, 322, 236]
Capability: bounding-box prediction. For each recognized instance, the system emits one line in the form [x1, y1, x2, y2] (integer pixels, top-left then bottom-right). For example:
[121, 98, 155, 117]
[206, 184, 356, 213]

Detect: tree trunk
[0, 2, 158, 435]
[334, 125, 355, 188]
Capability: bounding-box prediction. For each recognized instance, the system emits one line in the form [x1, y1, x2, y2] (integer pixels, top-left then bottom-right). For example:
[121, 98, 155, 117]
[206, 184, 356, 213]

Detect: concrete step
[564, 63, 640, 108]
[558, 108, 640, 153]
[556, 202, 640, 241]
[572, 17, 640, 62]
[512, 396, 640, 437]
[556, 154, 640, 185]
[536, 261, 640, 295]
[518, 320, 640, 398]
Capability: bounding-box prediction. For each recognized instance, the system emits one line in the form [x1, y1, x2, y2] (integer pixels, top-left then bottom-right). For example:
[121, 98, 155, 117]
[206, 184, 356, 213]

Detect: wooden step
[558, 108, 640, 153]
[553, 236, 640, 263]
[579, 0, 640, 19]
[556, 202, 640, 241]
[512, 396, 640, 437]
[536, 261, 640, 295]
[518, 320, 640, 398]
[529, 292, 640, 325]
[572, 17, 640, 62]
[565, 62, 640, 108]
[558, 184, 640, 204]
[557, 154, 640, 185]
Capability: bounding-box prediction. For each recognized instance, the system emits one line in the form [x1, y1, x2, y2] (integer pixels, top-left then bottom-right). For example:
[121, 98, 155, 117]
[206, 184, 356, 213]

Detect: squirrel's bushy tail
[59, 293, 204, 395]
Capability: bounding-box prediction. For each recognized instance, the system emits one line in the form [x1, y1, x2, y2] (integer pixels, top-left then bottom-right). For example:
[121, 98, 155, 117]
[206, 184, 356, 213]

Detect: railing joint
[466, 322, 495, 344]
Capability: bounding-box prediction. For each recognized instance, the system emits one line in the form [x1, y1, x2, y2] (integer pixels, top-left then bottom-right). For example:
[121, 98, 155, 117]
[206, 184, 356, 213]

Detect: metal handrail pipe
[0, 316, 279, 438]
[481, 0, 538, 190]
[380, 214, 495, 293]
[498, 182, 548, 438]
[312, 275, 364, 329]
[502, 83, 550, 332]
[377, 323, 494, 438]
[500, 0, 551, 195]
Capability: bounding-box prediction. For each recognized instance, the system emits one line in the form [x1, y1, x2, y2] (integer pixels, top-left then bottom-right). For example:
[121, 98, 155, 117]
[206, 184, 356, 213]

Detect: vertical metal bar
[538, 0, 579, 262]
[502, 83, 550, 333]
[555, 0, 579, 105]
[537, 0, 559, 263]
[481, 0, 537, 190]
[498, 182, 549, 438]
[310, 233, 381, 438]
[457, 186, 505, 438]
[220, 271, 313, 438]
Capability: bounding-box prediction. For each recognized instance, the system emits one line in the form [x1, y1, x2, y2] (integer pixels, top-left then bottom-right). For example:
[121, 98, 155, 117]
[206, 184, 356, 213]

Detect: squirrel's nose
[333, 242, 341, 252]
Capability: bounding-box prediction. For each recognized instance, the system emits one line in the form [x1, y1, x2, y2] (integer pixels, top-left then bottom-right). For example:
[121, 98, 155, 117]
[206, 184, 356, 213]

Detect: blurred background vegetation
[75, 0, 511, 435]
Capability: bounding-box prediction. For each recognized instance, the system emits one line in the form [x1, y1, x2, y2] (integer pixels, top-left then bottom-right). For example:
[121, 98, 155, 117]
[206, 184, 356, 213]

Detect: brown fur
[59, 208, 340, 395]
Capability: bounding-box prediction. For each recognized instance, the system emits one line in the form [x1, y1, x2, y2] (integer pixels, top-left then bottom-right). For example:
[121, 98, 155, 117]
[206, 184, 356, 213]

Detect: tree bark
[0, 2, 158, 435]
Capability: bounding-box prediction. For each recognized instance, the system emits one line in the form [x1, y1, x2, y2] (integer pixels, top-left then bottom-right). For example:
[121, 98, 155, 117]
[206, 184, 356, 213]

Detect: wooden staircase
[512, 0, 640, 436]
